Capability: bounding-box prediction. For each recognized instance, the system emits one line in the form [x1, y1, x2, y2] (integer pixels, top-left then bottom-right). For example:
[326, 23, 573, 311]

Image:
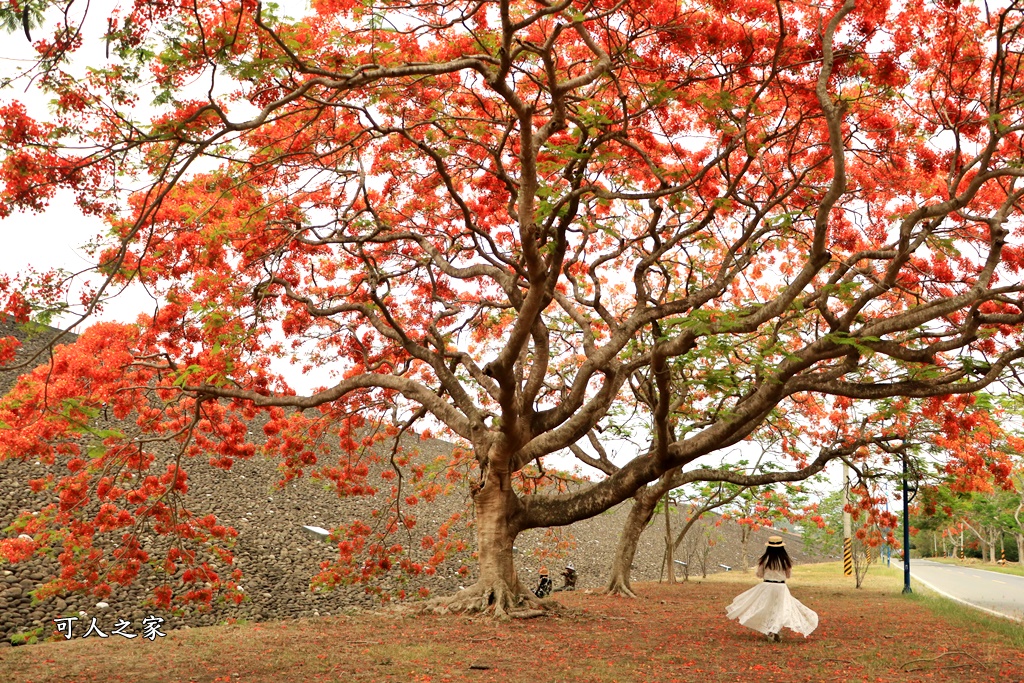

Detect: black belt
[763, 580, 786, 584]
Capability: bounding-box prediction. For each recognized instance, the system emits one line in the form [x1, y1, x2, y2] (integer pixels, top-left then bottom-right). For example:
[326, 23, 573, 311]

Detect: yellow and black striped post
[843, 463, 852, 576]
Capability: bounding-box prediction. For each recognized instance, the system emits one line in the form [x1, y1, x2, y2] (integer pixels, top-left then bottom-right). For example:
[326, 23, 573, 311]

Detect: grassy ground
[2, 562, 1022, 683]
[923, 556, 1024, 578]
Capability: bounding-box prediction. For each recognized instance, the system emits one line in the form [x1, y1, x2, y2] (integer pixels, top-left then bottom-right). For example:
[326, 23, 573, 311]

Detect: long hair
[757, 545, 793, 573]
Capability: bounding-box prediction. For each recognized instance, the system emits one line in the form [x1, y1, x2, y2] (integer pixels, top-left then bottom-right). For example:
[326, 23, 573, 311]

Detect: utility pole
[843, 461, 853, 577]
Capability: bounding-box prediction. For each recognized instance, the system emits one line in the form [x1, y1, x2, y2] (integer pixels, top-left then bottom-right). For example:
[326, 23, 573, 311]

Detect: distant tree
[675, 515, 721, 581]
[804, 473, 899, 588]
[848, 478, 896, 588]
[659, 480, 743, 582]
[718, 474, 810, 572]
[1007, 472, 1024, 566]
[915, 473, 1024, 565]
[802, 490, 846, 559]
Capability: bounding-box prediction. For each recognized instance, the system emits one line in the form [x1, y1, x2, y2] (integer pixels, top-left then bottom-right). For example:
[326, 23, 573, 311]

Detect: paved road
[901, 559, 1024, 621]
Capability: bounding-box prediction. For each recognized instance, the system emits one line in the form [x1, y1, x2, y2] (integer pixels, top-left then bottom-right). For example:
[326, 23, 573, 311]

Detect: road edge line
[902, 564, 1023, 624]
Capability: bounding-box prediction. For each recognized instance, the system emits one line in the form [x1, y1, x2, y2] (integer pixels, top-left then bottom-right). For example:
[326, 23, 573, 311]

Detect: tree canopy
[2, 0, 1024, 617]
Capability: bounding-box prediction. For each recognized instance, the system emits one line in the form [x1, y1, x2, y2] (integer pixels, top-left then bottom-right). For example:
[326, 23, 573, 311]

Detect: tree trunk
[605, 488, 660, 597]
[664, 493, 676, 585]
[476, 478, 521, 591]
[429, 462, 543, 619]
[964, 522, 989, 561]
[1016, 534, 1024, 567]
[740, 527, 751, 572]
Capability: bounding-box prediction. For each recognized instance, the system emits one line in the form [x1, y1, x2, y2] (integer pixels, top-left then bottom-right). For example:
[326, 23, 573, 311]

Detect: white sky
[0, 0, 314, 328]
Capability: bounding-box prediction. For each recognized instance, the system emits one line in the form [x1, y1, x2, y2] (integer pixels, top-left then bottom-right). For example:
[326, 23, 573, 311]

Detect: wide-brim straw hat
[766, 535, 785, 547]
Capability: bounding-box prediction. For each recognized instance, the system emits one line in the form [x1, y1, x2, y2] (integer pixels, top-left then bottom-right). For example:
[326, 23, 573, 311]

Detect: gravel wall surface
[0, 321, 829, 646]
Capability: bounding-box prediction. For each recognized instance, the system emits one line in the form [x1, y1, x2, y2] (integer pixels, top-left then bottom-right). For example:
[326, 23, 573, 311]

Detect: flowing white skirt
[725, 582, 818, 637]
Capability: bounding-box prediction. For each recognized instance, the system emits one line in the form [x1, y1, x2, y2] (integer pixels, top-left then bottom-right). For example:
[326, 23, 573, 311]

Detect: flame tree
[2, 0, 1024, 617]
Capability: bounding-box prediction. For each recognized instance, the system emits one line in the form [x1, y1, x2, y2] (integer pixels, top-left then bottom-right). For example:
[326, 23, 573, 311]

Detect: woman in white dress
[725, 535, 818, 642]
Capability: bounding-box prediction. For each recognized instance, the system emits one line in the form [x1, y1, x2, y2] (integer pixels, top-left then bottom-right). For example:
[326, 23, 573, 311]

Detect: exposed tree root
[421, 580, 559, 621]
[602, 576, 637, 598]
[508, 609, 546, 619]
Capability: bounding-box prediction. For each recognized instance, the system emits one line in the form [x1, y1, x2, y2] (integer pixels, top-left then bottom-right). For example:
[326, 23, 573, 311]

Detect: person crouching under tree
[555, 562, 577, 592]
[535, 567, 552, 598]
